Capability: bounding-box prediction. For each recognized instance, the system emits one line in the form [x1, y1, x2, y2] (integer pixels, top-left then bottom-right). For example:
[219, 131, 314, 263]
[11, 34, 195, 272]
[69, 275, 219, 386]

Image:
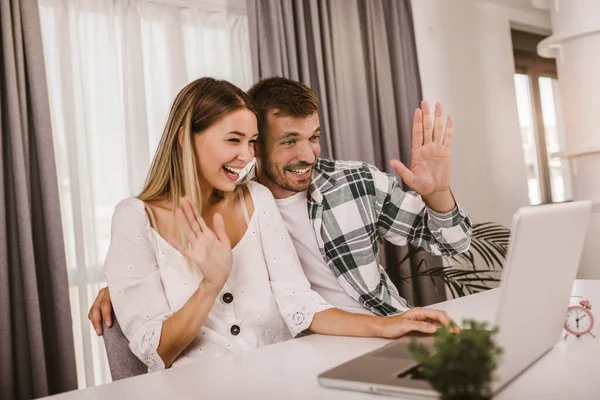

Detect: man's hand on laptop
[381, 307, 460, 338]
[88, 287, 113, 336]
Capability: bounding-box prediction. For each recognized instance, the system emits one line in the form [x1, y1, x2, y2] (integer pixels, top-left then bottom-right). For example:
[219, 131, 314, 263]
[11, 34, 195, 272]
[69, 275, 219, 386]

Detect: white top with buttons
[103, 181, 333, 372]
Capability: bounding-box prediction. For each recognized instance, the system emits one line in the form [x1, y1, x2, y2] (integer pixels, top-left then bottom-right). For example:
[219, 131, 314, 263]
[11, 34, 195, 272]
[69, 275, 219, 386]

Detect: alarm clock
[564, 299, 595, 339]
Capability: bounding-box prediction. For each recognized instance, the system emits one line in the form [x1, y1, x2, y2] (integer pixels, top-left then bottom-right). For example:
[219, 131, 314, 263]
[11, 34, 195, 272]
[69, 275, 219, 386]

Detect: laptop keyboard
[370, 335, 435, 359]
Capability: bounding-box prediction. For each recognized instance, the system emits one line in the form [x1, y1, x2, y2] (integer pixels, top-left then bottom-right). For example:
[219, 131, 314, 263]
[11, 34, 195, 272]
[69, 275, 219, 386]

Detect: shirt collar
[308, 159, 337, 202]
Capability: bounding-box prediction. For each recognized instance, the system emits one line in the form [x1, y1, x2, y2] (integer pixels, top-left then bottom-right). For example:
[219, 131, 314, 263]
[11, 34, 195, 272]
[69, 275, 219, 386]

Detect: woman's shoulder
[243, 180, 274, 197]
[111, 197, 150, 230]
[114, 197, 145, 216]
[241, 181, 277, 207]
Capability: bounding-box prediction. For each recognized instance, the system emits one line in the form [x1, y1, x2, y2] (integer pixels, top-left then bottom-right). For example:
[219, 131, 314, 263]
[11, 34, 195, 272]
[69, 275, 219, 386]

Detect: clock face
[564, 306, 594, 336]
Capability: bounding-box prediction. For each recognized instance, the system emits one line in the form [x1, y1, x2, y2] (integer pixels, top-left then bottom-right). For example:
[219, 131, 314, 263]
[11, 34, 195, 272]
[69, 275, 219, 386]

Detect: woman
[104, 78, 453, 372]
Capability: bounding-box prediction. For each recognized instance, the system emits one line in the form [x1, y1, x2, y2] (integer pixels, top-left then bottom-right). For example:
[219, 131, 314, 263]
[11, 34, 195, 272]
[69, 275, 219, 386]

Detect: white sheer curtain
[38, 0, 252, 388]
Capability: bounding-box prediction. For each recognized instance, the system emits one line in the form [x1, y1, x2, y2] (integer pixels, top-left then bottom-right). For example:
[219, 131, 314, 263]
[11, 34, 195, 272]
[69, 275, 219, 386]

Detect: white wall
[536, 0, 600, 278]
[411, 0, 551, 227]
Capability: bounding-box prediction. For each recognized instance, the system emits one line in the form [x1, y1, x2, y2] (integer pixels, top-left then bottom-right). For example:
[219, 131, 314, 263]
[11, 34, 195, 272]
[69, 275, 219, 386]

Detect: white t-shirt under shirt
[275, 191, 375, 316]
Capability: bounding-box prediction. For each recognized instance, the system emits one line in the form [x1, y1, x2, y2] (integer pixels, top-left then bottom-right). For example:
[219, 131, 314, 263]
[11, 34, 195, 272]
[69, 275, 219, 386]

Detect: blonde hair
[138, 77, 255, 251]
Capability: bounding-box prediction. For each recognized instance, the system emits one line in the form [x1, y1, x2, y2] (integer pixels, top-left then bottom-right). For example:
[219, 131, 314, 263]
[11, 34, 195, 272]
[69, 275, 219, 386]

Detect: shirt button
[230, 324, 241, 336]
[222, 292, 234, 304]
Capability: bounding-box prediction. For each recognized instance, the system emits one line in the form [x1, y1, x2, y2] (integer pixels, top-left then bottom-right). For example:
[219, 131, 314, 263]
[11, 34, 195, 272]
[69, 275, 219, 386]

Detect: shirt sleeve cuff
[426, 203, 467, 230]
[284, 291, 335, 337]
[129, 320, 166, 372]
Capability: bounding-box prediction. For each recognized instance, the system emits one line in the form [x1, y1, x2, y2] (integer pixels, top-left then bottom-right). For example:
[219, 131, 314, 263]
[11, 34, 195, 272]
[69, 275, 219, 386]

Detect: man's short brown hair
[247, 77, 320, 145]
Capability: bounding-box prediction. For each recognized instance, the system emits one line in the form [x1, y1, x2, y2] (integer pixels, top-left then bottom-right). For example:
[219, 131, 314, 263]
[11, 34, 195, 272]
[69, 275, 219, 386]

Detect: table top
[43, 280, 600, 400]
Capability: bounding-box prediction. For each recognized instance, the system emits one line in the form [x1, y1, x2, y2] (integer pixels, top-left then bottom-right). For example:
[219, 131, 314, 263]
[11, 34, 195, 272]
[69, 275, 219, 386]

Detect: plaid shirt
[307, 158, 472, 316]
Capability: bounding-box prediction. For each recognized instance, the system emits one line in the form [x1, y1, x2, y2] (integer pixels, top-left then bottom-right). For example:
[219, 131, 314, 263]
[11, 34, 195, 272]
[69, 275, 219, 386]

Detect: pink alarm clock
[564, 299, 595, 338]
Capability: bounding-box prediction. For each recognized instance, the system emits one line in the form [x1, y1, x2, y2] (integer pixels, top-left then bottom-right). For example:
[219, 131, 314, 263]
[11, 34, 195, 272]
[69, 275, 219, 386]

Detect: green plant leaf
[395, 222, 510, 299]
[455, 277, 501, 283]
[408, 319, 503, 399]
[468, 240, 495, 268]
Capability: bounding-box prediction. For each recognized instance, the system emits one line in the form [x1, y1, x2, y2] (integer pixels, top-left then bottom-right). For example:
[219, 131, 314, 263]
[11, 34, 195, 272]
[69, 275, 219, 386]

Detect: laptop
[318, 201, 592, 399]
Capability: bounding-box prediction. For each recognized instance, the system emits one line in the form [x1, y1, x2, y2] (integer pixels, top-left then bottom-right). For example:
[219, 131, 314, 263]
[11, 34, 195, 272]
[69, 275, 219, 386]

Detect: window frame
[512, 30, 559, 204]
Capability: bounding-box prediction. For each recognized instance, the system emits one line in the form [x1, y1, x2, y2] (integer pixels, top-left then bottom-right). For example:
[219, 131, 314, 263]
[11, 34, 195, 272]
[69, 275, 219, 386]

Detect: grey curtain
[248, 0, 446, 306]
[0, 0, 77, 399]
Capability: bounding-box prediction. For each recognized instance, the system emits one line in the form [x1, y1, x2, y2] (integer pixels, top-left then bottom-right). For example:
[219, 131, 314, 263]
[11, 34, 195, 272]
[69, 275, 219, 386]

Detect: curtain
[247, 0, 446, 306]
[0, 0, 77, 398]
[38, 0, 252, 387]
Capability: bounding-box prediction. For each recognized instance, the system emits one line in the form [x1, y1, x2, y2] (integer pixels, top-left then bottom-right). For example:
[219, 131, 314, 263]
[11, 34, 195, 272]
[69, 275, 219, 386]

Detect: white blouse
[103, 181, 333, 372]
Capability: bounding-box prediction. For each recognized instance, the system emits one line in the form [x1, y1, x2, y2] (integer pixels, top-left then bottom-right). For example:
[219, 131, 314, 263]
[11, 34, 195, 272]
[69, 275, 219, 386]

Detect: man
[89, 77, 471, 334]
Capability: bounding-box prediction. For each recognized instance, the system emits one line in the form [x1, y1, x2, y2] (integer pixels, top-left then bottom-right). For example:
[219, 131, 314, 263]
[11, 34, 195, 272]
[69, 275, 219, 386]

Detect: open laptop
[318, 200, 592, 399]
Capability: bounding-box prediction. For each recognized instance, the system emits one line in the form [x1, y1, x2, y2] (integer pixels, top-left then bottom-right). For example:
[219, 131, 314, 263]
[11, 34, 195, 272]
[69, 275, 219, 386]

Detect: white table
[43, 280, 600, 400]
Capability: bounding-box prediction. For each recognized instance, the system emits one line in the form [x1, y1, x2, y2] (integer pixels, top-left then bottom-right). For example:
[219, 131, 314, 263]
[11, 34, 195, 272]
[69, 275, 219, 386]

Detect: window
[512, 30, 572, 205]
[39, 0, 252, 387]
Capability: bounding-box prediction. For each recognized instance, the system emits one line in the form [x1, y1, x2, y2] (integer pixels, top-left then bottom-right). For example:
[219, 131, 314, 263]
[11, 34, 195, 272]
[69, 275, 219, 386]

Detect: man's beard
[263, 158, 313, 193]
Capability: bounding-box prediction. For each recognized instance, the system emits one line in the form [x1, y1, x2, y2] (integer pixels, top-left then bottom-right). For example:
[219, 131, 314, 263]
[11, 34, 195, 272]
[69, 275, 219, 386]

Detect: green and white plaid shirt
[307, 158, 472, 316]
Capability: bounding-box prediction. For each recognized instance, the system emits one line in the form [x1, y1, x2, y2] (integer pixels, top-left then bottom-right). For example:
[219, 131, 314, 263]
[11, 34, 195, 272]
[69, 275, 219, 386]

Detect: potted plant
[398, 222, 511, 298]
[408, 319, 503, 400]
